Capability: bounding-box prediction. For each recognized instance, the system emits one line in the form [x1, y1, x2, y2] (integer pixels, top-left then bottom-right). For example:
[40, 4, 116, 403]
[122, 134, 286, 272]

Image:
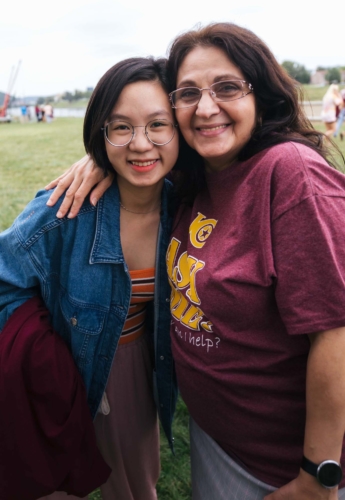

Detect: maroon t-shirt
[167, 142, 345, 487]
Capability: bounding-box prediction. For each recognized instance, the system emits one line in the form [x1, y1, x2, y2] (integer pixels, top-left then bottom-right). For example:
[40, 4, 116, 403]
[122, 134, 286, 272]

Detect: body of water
[8, 103, 321, 121]
[8, 107, 86, 118]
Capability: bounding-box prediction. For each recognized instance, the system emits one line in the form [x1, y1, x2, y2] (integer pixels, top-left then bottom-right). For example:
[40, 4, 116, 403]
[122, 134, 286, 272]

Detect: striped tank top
[119, 268, 155, 345]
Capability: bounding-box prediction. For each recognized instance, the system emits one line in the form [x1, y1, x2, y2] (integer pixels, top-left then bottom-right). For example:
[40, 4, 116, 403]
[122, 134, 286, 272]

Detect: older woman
[46, 23, 345, 500]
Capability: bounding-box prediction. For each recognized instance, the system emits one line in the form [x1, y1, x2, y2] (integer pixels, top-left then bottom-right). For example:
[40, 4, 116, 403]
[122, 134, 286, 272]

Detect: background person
[334, 88, 345, 140]
[44, 102, 54, 123]
[321, 83, 343, 137]
[35, 103, 42, 121]
[0, 57, 179, 500]
[20, 104, 28, 123]
[45, 22, 345, 500]
[26, 105, 32, 121]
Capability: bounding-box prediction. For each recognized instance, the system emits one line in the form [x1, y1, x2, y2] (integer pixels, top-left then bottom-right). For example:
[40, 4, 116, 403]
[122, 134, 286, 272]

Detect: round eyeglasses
[169, 80, 254, 109]
[102, 119, 178, 147]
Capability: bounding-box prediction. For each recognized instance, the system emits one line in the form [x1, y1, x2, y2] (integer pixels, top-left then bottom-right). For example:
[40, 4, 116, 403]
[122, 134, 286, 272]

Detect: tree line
[18, 64, 344, 107]
[57, 64, 344, 96]
[281, 62, 344, 84]
[35, 89, 93, 105]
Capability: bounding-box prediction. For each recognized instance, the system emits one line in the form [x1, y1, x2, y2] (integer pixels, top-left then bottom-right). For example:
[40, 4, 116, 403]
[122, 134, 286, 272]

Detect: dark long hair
[167, 23, 343, 202]
[84, 57, 175, 173]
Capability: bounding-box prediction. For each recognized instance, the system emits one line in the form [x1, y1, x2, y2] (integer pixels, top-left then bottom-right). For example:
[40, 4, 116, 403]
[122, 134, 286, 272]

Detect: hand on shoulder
[45, 155, 113, 219]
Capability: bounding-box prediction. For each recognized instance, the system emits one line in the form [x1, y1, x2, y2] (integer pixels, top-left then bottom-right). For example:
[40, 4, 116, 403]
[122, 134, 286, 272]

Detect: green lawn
[0, 118, 85, 231]
[302, 84, 345, 102]
[313, 123, 345, 173]
[0, 117, 344, 499]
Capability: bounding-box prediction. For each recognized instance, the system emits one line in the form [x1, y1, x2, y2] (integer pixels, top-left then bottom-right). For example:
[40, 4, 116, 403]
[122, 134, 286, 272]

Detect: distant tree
[281, 61, 310, 84]
[316, 66, 327, 71]
[325, 67, 341, 83]
[37, 97, 45, 105]
[74, 89, 84, 100]
[62, 91, 73, 102]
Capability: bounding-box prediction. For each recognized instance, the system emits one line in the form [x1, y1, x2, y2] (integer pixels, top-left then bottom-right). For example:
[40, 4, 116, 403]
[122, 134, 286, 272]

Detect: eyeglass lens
[171, 80, 251, 108]
[105, 119, 175, 146]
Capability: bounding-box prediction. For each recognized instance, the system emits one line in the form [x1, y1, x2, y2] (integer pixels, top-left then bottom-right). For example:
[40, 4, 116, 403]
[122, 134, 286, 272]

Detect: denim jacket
[0, 179, 177, 449]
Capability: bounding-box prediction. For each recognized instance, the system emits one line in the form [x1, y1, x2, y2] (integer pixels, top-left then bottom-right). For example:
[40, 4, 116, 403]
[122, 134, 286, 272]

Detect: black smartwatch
[301, 455, 343, 489]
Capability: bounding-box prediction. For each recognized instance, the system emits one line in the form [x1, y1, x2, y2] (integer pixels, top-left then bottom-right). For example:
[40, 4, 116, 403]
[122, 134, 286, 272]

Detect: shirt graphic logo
[166, 212, 217, 333]
[189, 213, 217, 249]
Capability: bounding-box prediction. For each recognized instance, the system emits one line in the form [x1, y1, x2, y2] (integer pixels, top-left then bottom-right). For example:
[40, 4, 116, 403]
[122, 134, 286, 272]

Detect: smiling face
[105, 80, 179, 191]
[175, 45, 257, 173]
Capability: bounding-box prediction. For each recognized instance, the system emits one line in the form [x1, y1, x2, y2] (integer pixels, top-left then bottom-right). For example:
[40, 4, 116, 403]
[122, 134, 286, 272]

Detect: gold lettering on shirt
[167, 213, 218, 333]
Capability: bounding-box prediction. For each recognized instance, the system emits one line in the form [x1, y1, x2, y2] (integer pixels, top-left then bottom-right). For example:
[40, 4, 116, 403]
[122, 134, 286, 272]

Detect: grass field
[0, 119, 85, 231]
[1, 117, 345, 498]
[302, 84, 345, 102]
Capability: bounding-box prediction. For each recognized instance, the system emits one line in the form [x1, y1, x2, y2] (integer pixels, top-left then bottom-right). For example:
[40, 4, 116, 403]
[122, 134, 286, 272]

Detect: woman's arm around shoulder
[45, 155, 114, 218]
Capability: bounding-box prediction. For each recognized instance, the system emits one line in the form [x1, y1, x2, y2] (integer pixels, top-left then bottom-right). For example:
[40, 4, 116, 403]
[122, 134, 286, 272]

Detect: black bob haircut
[83, 57, 173, 173]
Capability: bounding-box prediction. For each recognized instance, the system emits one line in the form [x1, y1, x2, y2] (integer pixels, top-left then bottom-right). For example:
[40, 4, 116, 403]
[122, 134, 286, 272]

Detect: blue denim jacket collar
[90, 180, 171, 265]
[90, 181, 124, 264]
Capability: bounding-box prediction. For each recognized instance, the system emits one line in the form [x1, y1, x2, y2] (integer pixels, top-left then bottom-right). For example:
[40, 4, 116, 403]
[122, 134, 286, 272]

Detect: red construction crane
[0, 61, 21, 122]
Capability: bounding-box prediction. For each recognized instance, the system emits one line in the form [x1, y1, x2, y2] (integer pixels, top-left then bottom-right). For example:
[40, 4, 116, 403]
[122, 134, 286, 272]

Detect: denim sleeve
[0, 221, 40, 330]
[0, 191, 55, 330]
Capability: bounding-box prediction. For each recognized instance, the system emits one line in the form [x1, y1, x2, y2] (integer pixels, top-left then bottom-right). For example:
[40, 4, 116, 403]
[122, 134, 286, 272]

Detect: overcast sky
[1, 0, 343, 97]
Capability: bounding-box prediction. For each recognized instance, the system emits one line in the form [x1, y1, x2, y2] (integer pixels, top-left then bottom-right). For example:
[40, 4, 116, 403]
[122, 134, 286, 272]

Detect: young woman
[0, 57, 179, 500]
[45, 22, 345, 500]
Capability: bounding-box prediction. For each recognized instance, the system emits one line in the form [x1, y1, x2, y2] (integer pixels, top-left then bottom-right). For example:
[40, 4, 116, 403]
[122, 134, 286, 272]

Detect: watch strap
[301, 455, 318, 477]
[301, 455, 343, 488]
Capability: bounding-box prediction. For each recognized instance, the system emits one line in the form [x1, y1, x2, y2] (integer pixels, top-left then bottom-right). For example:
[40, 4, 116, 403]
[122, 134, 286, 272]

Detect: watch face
[318, 461, 343, 488]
